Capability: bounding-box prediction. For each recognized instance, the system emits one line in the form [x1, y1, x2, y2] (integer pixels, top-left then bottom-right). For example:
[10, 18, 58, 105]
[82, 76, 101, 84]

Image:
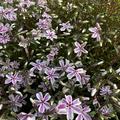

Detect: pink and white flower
[60, 21, 73, 32]
[57, 95, 81, 120]
[66, 66, 86, 85]
[35, 92, 51, 113]
[74, 42, 88, 57]
[3, 8, 17, 21]
[89, 23, 101, 41]
[44, 29, 57, 41]
[45, 68, 59, 85]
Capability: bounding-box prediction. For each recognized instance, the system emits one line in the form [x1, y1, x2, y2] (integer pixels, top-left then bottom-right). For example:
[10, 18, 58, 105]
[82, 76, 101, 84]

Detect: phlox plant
[0, 0, 120, 120]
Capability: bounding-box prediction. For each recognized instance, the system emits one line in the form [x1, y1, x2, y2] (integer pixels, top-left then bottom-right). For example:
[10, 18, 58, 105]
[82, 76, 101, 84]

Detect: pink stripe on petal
[67, 108, 74, 120]
[72, 98, 81, 106]
[76, 114, 83, 120]
[58, 103, 66, 109]
[44, 93, 51, 101]
[38, 104, 45, 113]
[65, 95, 72, 103]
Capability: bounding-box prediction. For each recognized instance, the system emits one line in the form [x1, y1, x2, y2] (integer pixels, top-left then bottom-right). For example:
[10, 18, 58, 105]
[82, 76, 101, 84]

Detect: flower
[45, 68, 59, 85]
[19, 0, 35, 8]
[76, 106, 92, 120]
[3, 8, 17, 21]
[100, 85, 112, 96]
[17, 112, 35, 120]
[35, 92, 51, 113]
[89, 23, 101, 41]
[44, 29, 57, 41]
[0, 23, 9, 34]
[0, 34, 10, 44]
[60, 21, 73, 32]
[5, 72, 22, 85]
[100, 105, 112, 116]
[47, 53, 55, 62]
[66, 66, 86, 85]
[58, 59, 73, 71]
[47, 47, 59, 62]
[74, 42, 88, 57]
[50, 47, 59, 55]
[37, 0, 47, 8]
[42, 12, 52, 19]
[30, 60, 48, 76]
[9, 61, 20, 69]
[8, 94, 26, 112]
[37, 19, 51, 30]
[57, 95, 81, 120]
[81, 72, 90, 85]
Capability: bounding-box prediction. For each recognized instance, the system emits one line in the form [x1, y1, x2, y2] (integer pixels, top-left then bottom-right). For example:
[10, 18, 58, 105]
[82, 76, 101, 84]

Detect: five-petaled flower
[8, 94, 26, 112]
[89, 23, 101, 41]
[17, 112, 35, 120]
[76, 106, 92, 120]
[57, 95, 81, 120]
[58, 59, 73, 71]
[45, 68, 59, 85]
[60, 21, 73, 32]
[66, 66, 86, 85]
[5, 72, 22, 85]
[0, 23, 9, 34]
[74, 42, 88, 57]
[30, 60, 48, 76]
[3, 8, 17, 21]
[100, 105, 112, 116]
[100, 85, 112, 96]
[35, 92, 51, 113]
[0, 33, 10, 44]
[37, 18, 51, 30]
[44, 29, 57, 41]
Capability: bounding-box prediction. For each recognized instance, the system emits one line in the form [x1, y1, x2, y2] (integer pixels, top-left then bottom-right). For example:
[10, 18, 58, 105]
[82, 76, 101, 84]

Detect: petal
[77, 52, 82, 57]
[67, 73, 75, 79]
[81, 42, 87, 48]
[50, 78, 55, 85]
[38, 104, 45, 113]
[36, 92, 43, 100]
[72, 106, 81, 114]
[44, 102, 50, 110]
[44, 93, 51, 101]
[57, 108, 67, 115]
[65, 95, 72, 103]
[57, 103, 66, 109]
[74, 48, 80, 53]
[96, 34, 101, 41]
[5, 79, 11, 84]
[12, 79, 17, 85]
[73, 98, 81, 106]
[89, 27, 97, 32]
[83, 106, 91, 113]
[76, 74, 82, 83]
[66, 67, 75, 73]
[75, 42, 81, 48]
[75, 114, 83, 120]
[59, 59, 64, 67]
[60, 27, 65, 31]
[8, 94, 15, 100]
[81, 48, 88, 54]
[83, 113, 92, 120]
[67, 108, 74, 120]
[92, 33, 97, 38]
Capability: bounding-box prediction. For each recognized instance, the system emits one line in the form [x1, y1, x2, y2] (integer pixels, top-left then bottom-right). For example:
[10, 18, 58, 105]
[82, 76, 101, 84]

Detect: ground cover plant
[0, 0, 120, 120]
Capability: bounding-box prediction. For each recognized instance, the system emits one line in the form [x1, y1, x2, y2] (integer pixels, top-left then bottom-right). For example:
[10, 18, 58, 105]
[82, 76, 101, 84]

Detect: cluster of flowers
[0, 0, 119, 120]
